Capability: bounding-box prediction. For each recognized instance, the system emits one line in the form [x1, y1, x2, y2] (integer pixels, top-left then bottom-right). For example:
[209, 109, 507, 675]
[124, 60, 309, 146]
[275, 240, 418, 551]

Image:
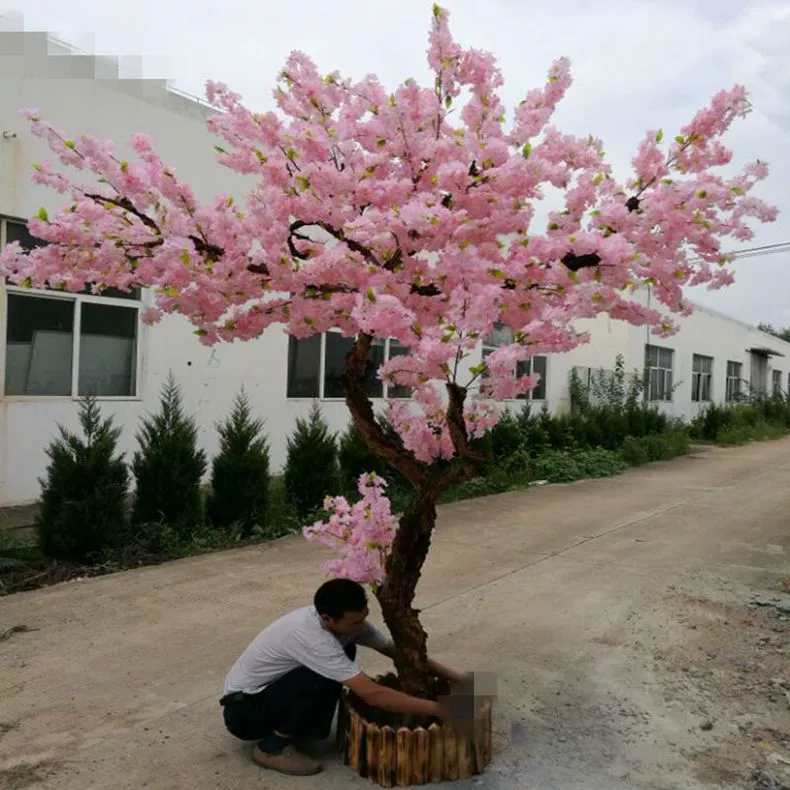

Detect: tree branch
[561, 195, 641, 272]
[341, 334, 425, 488]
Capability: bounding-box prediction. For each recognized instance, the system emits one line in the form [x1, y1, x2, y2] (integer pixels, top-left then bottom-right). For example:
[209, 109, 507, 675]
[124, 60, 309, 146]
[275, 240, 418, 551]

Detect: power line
[688, 241, 790, 265]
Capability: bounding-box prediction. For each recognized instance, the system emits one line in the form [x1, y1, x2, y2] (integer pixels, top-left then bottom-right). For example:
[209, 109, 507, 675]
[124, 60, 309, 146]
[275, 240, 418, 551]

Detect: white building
[1, 31, 788, 508]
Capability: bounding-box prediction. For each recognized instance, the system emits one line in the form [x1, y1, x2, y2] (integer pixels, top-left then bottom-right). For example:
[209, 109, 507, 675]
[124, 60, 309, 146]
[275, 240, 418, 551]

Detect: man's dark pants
[221, 643, 356, 742]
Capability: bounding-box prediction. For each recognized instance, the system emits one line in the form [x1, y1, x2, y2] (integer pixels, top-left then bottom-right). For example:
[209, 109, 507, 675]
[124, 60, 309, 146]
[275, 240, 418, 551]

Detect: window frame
[772, 368, 782, 397]
[285, 331, 412, 401]
[1, 216, 144, 401]
[725, 360, 742, 402]
[691, 353, 713, 403]
[645, 344, 674, 402]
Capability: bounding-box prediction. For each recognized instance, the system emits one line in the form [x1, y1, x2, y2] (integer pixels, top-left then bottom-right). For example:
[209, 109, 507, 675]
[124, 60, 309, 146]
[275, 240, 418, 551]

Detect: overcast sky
[7, 0, 790, 327]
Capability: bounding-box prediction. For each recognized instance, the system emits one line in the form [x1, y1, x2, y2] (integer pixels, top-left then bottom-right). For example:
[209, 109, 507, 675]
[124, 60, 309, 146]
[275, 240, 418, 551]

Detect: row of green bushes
[34, 375, 276, 563]
[689, 395, 790, 444]
[23, 376, 409, 565]
[7, 356, 790, 576]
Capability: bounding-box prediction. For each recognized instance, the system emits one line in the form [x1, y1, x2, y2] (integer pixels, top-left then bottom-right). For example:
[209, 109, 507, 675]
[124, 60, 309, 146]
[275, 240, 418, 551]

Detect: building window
[286, 333, 410, 399]
[772, 369, 782, 396]
[1, 216, 48, 252]
[2, 216, 141, 398]
[726, 361, 742, 402]
[645, 344, 674, 401]
[691, 354, 713, 403]
[481, 323, 547, 400]
[286, 334, 321, 398]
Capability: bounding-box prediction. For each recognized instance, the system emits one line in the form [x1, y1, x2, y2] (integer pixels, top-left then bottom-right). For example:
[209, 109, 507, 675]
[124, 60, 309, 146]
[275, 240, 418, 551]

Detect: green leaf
[445, 95, 452, 109]
[469, 362, 487, 376]
[655, 129, 664, 143]
[376, 138, 387, 148]
[255, 149, 267, 163]
[64, 140, 76, 149]
[548, 222, 560, 231]
[36, 207, 48, 222]
[674, 135, 685, 144]
[522, 142, 533, 158]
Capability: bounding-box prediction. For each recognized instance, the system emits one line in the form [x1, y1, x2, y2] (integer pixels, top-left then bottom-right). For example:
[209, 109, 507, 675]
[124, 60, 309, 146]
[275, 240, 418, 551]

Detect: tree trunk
[341, 334, 484, 700]
[375, 489, 437, 699]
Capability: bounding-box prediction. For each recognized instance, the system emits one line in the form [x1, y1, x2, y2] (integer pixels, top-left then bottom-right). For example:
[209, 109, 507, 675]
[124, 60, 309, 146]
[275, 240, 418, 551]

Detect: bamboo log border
[340, 690, 493, 786]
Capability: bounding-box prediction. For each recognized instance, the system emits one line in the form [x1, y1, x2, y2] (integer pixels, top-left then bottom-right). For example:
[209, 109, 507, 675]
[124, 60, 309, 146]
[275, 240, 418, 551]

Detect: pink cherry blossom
[303, 473, 397, 585]
[0, 6, 778, 581]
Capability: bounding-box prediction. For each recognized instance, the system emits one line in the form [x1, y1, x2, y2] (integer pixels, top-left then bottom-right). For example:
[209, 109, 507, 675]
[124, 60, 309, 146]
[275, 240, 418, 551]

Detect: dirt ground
[1, 440, 789, 790]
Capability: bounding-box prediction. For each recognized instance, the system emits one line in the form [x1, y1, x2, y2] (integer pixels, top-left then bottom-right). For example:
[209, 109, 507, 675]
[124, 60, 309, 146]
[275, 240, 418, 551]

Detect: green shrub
[338, 422, 404, 495]
[573, 448, 627, 477]
[440, 466, 516, 503]
[619, 436, 650, 466]
[619, 430, 690, 465]
[690, 397, 790, 445]
[526, 449, 583, 483]
[488, 409, 522, 461]
[36, 397, 129, 562]
[284, 403, 340, 519]
[717, 421, 786, 445]
[207, 391, 270, 535]
[265, 475, 304, 536]
[132, 373, 207, 533]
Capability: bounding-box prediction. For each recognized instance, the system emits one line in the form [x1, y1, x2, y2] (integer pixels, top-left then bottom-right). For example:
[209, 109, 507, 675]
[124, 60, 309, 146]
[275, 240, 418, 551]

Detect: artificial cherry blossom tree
[1, 5, 776, 698]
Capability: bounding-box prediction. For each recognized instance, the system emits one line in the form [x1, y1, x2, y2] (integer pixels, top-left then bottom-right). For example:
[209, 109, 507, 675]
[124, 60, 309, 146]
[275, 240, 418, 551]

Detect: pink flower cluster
[0, 6, 779, 579]
[303, 473, 397, 585]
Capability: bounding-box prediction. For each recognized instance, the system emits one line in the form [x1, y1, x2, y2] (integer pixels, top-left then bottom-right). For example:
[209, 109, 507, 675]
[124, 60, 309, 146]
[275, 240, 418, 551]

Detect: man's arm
[374, 641, 465, 685]
[343, 672, 443, 718]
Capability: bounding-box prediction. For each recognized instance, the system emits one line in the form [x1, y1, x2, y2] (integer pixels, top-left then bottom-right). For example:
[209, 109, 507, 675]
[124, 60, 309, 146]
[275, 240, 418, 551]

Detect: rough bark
[375, 490, 436, 699]
[341, 335, 486, 699]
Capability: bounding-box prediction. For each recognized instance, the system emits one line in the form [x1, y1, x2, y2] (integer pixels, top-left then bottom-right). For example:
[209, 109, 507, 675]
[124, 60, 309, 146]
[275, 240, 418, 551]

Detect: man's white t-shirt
[223, 605, 390, 695]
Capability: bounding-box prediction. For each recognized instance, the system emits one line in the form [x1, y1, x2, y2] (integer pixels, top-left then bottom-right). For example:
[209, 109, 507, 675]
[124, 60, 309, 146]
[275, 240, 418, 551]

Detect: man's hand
[344, 672, 443, 719]
[429, 660, 466, 686]
[376, 642, 465, 686]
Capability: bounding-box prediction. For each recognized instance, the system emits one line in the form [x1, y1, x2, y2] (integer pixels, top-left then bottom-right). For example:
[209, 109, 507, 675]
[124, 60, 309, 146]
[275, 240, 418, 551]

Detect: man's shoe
[252, 744, 323, 775]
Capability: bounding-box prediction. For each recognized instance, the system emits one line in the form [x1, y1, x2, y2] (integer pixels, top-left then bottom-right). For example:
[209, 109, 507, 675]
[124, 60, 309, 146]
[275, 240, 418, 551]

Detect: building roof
[0, 22, 216, 122]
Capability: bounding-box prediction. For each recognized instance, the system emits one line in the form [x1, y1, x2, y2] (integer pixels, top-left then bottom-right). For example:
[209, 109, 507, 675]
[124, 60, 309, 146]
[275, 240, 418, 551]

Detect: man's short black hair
[314, 579, 368, 619]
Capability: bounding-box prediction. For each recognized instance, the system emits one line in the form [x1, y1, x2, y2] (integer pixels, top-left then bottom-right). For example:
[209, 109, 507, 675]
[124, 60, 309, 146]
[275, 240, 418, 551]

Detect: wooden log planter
[336, 676, 493, 786]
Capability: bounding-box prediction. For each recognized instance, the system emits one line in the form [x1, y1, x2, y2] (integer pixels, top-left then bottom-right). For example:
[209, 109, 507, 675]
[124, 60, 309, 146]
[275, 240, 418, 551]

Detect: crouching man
[221, 578, 464, 776]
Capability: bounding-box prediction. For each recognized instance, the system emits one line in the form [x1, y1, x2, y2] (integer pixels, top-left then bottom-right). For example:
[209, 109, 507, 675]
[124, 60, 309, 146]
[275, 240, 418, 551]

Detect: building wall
[0, 32, 295, 506]
[1, 32, 788, 507]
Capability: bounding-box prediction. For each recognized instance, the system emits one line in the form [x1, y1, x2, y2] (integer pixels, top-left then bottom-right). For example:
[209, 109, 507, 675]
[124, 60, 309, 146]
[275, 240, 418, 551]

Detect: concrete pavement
[1, 440, 789, 789]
